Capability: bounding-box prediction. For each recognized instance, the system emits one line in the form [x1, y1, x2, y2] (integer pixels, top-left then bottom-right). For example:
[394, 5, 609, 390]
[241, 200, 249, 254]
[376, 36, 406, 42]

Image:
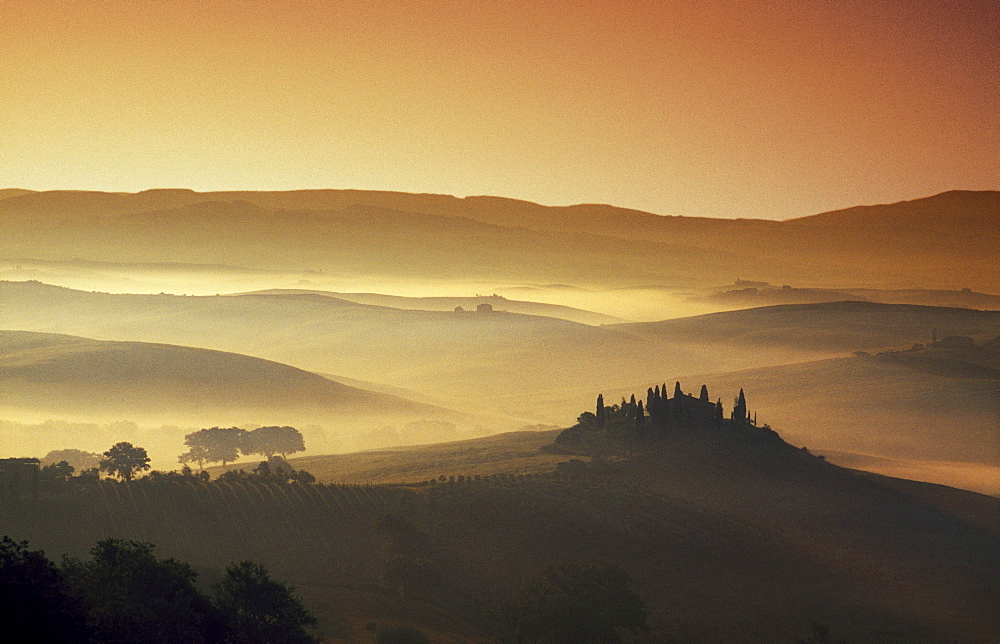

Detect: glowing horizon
[2, 0, 997, 220]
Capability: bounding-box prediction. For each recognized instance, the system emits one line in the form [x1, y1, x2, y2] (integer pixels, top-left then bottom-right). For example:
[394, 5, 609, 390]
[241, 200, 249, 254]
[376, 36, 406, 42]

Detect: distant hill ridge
[1, 188, 996, 290]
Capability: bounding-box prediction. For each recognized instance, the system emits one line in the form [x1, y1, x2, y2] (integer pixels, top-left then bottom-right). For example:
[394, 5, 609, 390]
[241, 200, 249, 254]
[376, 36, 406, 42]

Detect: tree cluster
[557, 382, 762, 451]
[179, 426, 306, 470]
[217, 456, 316, 484]
[0, 536, 317, 643]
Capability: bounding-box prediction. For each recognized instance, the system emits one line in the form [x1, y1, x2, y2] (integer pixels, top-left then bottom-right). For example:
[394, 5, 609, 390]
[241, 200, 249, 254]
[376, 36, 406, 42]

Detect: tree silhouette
[181, 427, 246, 469]
[99, 442, 150, 481]
[241, 426, 306, 459]
[732, 388, 747, 424]
[596, 394, 605, 426]
[62, 538, 224, 643]
[674, 381, 683, 399]
[213, 560, 317, 643]
[0, 536, 89, 642]
[699, 384, 709, 403]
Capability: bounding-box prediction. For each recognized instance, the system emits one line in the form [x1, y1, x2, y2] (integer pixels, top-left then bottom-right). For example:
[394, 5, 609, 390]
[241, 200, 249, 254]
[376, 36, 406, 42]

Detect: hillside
[2, 188, 997, 291]
[1, 281, 790, 420]
[0, 330, 472, 465]
[613, 300, 1000, 353]
[238, 289, 623, 325]
[3, 424, 997, 642]
[694, 283, 1000, 311]
[588, 342, 1000, 494]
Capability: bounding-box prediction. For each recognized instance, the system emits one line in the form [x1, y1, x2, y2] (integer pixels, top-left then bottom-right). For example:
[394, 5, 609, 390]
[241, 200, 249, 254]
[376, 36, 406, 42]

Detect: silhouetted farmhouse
[476, 303, 494, 313]
[0, 457, 40, 498]
[556, 382, 773, 449]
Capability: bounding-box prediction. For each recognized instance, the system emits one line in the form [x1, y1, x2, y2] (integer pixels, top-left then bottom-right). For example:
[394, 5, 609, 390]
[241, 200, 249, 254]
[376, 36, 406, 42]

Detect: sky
[2, 0, 997, 220]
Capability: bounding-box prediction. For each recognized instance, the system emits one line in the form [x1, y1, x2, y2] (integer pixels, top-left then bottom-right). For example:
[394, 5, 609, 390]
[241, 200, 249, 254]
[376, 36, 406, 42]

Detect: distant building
[0, 457, 40, 498]
[476, 303, 493, 313]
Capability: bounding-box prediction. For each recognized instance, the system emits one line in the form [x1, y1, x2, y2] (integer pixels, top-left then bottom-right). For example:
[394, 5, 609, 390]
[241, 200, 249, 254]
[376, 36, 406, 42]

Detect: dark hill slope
[788, 189, 1000, 233]
[613, 301, 1000, 353]
[2, 427, 996, 642]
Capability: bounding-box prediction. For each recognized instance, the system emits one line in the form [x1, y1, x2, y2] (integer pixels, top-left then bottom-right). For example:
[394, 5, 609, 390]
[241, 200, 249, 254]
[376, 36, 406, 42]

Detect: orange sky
[2, 0, 997, 219]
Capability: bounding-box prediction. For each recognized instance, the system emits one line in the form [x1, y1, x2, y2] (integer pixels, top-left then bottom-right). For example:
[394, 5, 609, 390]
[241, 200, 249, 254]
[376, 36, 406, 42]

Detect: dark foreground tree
[241, 426, 306, 459]
[213, 560, 317, 643]
[507, 563, 647, 643]
[62, 538, 224, 643]
[99, 442, 151, 481]
[0, 536, 89, 643]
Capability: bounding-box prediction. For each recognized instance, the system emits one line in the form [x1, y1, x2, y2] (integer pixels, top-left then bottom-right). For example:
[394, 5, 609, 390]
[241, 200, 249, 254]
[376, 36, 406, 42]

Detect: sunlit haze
[2, 0, 997, 219]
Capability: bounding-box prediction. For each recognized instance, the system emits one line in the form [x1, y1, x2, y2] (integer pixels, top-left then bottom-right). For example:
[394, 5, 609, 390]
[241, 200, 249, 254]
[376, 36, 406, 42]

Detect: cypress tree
[596, 394, 605, 425]
[661, 384, 668, 401]
[699, 384, 709, 403]
[629, 394, 636, 407]
[674, 381, 683, 399]
[635, 400, 645, 432]
[716, 399, 724, 420]
[732, 388, 747, 423]
[647, 388, 655, 410]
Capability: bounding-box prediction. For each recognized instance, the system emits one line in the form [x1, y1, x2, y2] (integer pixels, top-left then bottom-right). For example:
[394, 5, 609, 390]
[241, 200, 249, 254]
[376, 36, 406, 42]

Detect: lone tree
[699, 384, 710, 403]
[212, 560, 317, 643]
[99, 442, 150, 482]
[180, 427, 246, 469]
[241, 426, 306, 459]
[596, 394, 606, 426]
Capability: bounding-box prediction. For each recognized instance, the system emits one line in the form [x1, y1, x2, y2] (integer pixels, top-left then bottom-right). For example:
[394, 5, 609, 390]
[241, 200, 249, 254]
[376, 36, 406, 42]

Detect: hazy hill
[614, 300, 1000, 353]
[694, 283, 1000, 311]
[2, 188, 997, 291]
[237, 289, 623, 325]
[4, 425, 997, 642]
[0, 330, 451, 420]
[2, 281, 786, 420]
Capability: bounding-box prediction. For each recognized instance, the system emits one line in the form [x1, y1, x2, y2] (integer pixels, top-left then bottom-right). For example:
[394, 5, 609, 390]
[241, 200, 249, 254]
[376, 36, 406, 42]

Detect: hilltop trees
[556, 382, 764, 452]
[99, 442, 150, 481]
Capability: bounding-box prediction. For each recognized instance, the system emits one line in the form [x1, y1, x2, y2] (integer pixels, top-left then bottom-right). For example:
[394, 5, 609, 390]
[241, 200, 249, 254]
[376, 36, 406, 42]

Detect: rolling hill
[613, 300, 1000, 353]
[1, 188, 997, 291]
[1, 281, 781, 420]
[237, 289, 623, 325]
[0, 330, 473, 466]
